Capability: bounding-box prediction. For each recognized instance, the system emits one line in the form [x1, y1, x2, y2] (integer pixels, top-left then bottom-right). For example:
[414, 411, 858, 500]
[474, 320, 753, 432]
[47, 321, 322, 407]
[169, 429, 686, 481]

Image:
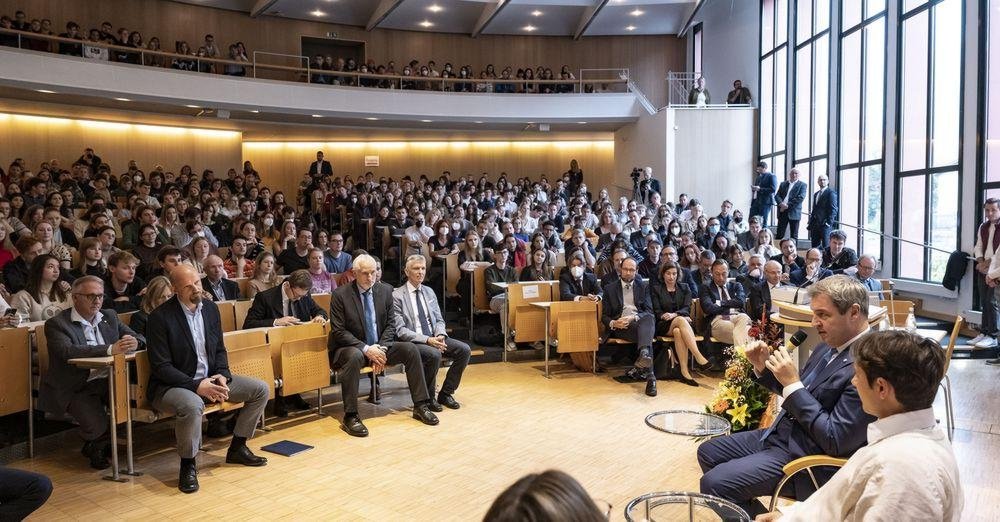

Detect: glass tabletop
[645, 410, 731, 437]
[624, 491, 750, 522]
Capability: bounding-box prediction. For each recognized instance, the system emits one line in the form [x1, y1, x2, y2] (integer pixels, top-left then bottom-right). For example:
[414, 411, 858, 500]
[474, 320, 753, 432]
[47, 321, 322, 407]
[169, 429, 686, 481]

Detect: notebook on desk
[260, 440, 314, 457]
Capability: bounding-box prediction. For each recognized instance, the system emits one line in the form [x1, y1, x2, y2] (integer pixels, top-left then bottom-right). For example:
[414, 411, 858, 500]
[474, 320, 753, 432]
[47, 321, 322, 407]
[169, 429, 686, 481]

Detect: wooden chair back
[507, 282, 552, 342]
[34, 326, 50, 378]
[279, 336, 331, 397]
[117, 311, 137, 326]
[365, 217, 375, 250]
[879, 299, 916, 328]
[232, 277, 250, 299]
[235, 299, 254, 330]
[471, 264, 492, 312]
[0, 327, 31, 416]
[548, 301, 600, 353]
[131, 350, 162, 422]
[445, 254, 460, 296]
[227, 342, 275, 400]
[216, 300, 237, 333]
[266, 323, 327, 382]
[312, 292, 332, 316]
[943, 316, 963, 373]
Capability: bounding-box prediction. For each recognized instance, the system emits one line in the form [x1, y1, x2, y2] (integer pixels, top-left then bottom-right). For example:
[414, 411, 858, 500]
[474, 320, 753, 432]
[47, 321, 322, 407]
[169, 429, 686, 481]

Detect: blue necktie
[414, 288, 433, 337]
[761, 347, 836, 441]
[363, 289, 377, 345]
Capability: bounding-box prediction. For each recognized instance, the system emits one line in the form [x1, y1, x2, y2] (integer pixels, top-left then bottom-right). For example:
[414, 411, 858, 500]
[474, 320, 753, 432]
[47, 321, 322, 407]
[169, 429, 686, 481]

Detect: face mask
[193, 231, 204, 238]
[134, 175, 142, 183]
[734, 216, 743, 223]
[708, 225, 720, 235]
[570, 266, 584, 278]
[416, 219, 424, 226]
[263, 217, 274, 227]
[452, 222, 461, 231]
[670, 227, 680, 234]
[439, 228, 449, 235]
[641, 225, 651, 234]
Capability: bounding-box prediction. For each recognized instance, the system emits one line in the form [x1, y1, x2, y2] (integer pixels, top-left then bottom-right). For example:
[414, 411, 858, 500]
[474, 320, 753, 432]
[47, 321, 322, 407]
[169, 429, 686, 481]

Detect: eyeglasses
[73, 293, 105, 303]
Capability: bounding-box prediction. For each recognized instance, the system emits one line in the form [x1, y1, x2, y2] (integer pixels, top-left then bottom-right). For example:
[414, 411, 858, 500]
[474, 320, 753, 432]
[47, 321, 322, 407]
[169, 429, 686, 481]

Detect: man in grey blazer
[40, 275, 144, 469]
[393, 255, 471, 410]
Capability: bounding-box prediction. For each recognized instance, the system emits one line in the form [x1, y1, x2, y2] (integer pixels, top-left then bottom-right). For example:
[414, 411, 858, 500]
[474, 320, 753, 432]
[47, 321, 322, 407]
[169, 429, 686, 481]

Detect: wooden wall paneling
[0, 0, 682, 106]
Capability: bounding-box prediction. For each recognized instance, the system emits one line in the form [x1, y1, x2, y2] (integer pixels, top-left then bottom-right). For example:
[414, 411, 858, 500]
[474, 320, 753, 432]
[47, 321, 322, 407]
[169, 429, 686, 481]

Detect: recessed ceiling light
[312, 114, 323, 118]
[523, 25, 537, 32]
[626, 25, 637, 31]
[310, 9, 326, 17]
[531, 10, 543, 16]
[474, 121, 484, 124]
[185, 104, 201, 108]
[36, 89, 55, 94]
[114, 97, 131, 102]
[428, 4, 443, 12]
[249, 110, 260, 113]
[630, 9, 644, 16]
[419, 20, 434, 28]
[420, 119, 433, 123]
[365, 117, 379, 121]
[577, 121, 587, 124]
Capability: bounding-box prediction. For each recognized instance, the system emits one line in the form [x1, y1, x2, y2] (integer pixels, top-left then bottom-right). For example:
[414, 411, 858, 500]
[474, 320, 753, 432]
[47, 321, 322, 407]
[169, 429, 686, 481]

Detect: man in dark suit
[700, 260, 752, 346]
[746, 261, 785, 320]
[200, 255, 239, 302]
[40, 275, 144, 469]
[808, 173, 839, 248]
[392, 255, 471, 411]
[329, 254, 439, 437]
[147, 265, 269, 494]
[775, 168, 806, 240]
[558, 252, 602, 302]
[790, 248, 834, 287]
[698, 275, 877, 517]
[750, 161, 778, 227]
[601, 258, 658, 396]
[308, 150, 333, 177]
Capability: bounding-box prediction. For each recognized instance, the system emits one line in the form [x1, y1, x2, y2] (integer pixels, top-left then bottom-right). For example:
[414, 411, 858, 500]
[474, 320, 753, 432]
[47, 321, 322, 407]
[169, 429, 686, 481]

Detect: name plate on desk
[522, 285, 540, 299]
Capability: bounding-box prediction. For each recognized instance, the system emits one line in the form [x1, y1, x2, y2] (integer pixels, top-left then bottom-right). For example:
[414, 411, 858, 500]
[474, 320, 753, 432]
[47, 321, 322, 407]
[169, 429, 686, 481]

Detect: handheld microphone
[783, 330, 809, 353]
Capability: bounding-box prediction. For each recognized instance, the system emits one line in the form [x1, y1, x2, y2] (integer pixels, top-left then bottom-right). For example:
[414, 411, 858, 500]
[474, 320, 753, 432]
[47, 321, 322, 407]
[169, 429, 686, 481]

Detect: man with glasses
[602, 257, 658, 396]
[324, 230, 352, 274]
[39, 276, 143, 469]
[852, 254, 883, 293]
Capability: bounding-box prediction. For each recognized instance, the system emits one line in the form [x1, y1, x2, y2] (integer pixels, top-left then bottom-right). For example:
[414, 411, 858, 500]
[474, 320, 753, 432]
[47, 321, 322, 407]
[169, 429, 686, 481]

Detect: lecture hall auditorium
[0, 0, 996, 520]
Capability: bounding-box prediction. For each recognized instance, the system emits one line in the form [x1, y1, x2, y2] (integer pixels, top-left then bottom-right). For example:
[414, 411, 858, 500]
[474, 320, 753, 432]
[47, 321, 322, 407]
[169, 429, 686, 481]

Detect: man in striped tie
[696, 275, 876, 517]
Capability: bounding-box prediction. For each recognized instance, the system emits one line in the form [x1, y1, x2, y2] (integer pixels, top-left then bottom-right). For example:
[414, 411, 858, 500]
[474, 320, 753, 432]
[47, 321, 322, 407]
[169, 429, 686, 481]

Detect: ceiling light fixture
[312, 114, 323, 118]
[250, 110, 260, 113]
[184, 104, 201, 108]
[310, 9, 326, 17]
[36, 89, 55, 93]
[365, 117, 379, 121]
[626, 25, 637, 31]
[630, 9, 644, 16]
[419, 20, 434, 27]
[114, 97, 131, 102]
[577, 121, 587, 124]
[523, 25, 537, 32]
[531, 10, 542, 16]
[428, 4, 443, 12]
[420, 119, 433, 123]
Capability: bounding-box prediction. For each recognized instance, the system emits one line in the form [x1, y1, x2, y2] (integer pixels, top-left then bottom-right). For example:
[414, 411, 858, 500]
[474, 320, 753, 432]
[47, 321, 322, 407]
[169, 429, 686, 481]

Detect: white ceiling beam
[249, 0, 279, 18]
[366, 0, 407, 31]
[471, 0, 511, 38]
[573, 0, 611, 40]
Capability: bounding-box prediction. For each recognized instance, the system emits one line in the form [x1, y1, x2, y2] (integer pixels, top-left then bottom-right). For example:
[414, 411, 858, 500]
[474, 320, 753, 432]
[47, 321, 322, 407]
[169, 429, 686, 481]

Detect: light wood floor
[8, 358, 1000, 521]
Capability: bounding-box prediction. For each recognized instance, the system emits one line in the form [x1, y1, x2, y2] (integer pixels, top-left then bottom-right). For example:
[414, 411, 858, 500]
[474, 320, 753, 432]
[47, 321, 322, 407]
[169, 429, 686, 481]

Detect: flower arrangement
[705, 314, 784, 432]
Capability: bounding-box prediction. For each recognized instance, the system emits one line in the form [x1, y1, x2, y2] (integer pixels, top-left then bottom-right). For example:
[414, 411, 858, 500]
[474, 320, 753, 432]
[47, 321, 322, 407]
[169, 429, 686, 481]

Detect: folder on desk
[260, 440, 314, 457]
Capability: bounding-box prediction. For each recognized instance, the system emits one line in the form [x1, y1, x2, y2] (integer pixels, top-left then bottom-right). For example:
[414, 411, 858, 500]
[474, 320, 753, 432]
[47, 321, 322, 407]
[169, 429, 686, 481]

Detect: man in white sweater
[756, 330, 962, 521]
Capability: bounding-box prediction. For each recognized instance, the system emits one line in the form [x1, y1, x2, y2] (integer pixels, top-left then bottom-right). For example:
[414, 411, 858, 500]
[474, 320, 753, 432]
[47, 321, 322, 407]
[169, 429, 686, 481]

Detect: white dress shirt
[780, 408, 962, 521]
[181, 301, 209, 380]
[72, 308, 111, 381]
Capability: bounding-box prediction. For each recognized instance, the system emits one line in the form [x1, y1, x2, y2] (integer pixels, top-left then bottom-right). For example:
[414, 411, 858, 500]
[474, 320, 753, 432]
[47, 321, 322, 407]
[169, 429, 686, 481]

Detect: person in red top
[0, 225, 15, 272]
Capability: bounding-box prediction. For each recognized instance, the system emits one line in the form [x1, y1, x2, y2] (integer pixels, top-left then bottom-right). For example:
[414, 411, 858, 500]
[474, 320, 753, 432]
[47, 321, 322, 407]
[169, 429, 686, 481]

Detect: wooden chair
[117, 311, 137, 327]
[278, 336, 331, 414]
[879, 299, 916, 328]
[471, 264, 493, 314]
[232, 277, 250, 299]
[508, 282, 552, 343]
[767, 455, 848, 511]
[444, 254, 460, 299]
[0, 327, 31, 419]
[224, 329, 274, 399]
[312, 293, 332, 316]
[691, 298, 722, 344]
[547, 301, 600, 375]
[131, 351, 244, 424]
[216, 300, 237, 333]
[235, 299, 254, 330]
[939, 316, 963, 440]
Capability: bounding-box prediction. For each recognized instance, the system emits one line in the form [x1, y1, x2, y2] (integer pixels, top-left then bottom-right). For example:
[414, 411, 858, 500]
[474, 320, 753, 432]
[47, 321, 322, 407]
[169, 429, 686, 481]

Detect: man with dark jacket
[775, 168, 806, 240]
[601, 258, 658, 396]
[750, 161, 778, 227]
[200, 255, 239, 302]
[808, 174, 839, 248]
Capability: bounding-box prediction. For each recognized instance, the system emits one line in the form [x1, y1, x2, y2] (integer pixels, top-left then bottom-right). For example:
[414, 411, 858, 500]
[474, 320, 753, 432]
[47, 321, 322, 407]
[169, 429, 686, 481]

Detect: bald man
[146, 264, 269, 494]
[201, 255, 239, 301]
[747, 260, 786, 320]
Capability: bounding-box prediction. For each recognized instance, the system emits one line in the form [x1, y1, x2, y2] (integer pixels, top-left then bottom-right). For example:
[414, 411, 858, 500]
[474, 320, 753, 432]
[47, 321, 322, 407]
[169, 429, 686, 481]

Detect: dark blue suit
[697, 338, 875, 516]
[775, 180, 806, 239]
[789, 266, 834, 287]
[601, 277, 655, 352]
[750, 171, 778, 226]
[808, 187, 839, 248]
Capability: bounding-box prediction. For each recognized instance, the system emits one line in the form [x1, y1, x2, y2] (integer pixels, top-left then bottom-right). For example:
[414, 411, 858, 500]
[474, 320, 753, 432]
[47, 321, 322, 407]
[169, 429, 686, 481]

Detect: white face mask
[570, 266, 584, 278]
[439, 228, 449, 235]
[263, 217, 274, 227]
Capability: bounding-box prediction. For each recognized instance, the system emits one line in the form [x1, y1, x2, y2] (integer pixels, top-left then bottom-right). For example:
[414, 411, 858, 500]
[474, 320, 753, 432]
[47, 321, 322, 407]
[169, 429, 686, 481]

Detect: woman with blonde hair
[34, 221, 72, 270]
[248, 251, 280, 298]
[70, 237, 106, 279]
[129, 276, 173, 336]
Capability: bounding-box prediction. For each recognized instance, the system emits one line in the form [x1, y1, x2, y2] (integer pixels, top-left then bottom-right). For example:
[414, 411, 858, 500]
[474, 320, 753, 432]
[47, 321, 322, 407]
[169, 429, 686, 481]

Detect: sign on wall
[364, 155, 380, 167]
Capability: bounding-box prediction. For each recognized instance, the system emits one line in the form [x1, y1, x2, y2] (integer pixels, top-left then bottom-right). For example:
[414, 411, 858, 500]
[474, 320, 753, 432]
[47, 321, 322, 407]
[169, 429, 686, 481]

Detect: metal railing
[0, 27, 629, 94]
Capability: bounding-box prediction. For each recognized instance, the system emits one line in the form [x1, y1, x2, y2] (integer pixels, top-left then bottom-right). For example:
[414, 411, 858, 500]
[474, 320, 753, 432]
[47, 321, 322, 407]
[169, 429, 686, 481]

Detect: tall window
[837, 0, 886, 256]
[759, 0, 789, 178]
[982, 1, 1000, 203]
[895, 0, 963, 283]
[791, 0, 831, 220]
[693, 23, 704, 75]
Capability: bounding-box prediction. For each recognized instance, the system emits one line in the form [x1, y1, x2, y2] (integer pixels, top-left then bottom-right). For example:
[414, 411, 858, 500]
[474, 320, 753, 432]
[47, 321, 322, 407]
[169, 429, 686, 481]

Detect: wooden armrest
[782, 455, 848, 477]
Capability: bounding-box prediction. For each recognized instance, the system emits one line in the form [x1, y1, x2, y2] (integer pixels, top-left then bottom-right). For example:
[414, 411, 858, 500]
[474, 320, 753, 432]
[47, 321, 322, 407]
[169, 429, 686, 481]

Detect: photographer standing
[634, 166, 661, 206]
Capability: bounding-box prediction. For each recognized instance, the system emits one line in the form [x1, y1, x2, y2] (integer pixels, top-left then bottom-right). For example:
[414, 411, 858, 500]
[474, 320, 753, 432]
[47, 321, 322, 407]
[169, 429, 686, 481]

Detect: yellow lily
[727, 403, 750, 427]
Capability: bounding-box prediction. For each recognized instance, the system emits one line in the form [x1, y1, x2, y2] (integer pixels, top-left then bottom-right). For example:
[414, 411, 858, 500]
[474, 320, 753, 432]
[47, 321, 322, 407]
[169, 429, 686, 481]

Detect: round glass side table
[624, 491, 750, 521]
[645, 410, 731, 437]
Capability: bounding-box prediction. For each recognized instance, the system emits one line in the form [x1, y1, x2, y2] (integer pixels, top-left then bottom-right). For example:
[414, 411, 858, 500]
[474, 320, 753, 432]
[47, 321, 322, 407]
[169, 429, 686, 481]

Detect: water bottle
[905, 308, 917, 334]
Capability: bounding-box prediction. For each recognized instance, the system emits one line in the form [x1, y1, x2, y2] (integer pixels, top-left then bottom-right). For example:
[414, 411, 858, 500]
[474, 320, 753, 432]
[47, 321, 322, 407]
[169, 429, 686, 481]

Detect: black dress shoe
[437, 393, 461, 410]
[226, 445, 268, 467]
[645, 378, 658, 397]
[178, 461, 199, 494]
[412, 404, 440, 426]
[288, 394, 311, 411]
[342, 415, 369, 437]
[427, 400, 444, 412]
[273, 397, 290, 418]
[82, 441, 110, 470]
[678, 376, 700, 387]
